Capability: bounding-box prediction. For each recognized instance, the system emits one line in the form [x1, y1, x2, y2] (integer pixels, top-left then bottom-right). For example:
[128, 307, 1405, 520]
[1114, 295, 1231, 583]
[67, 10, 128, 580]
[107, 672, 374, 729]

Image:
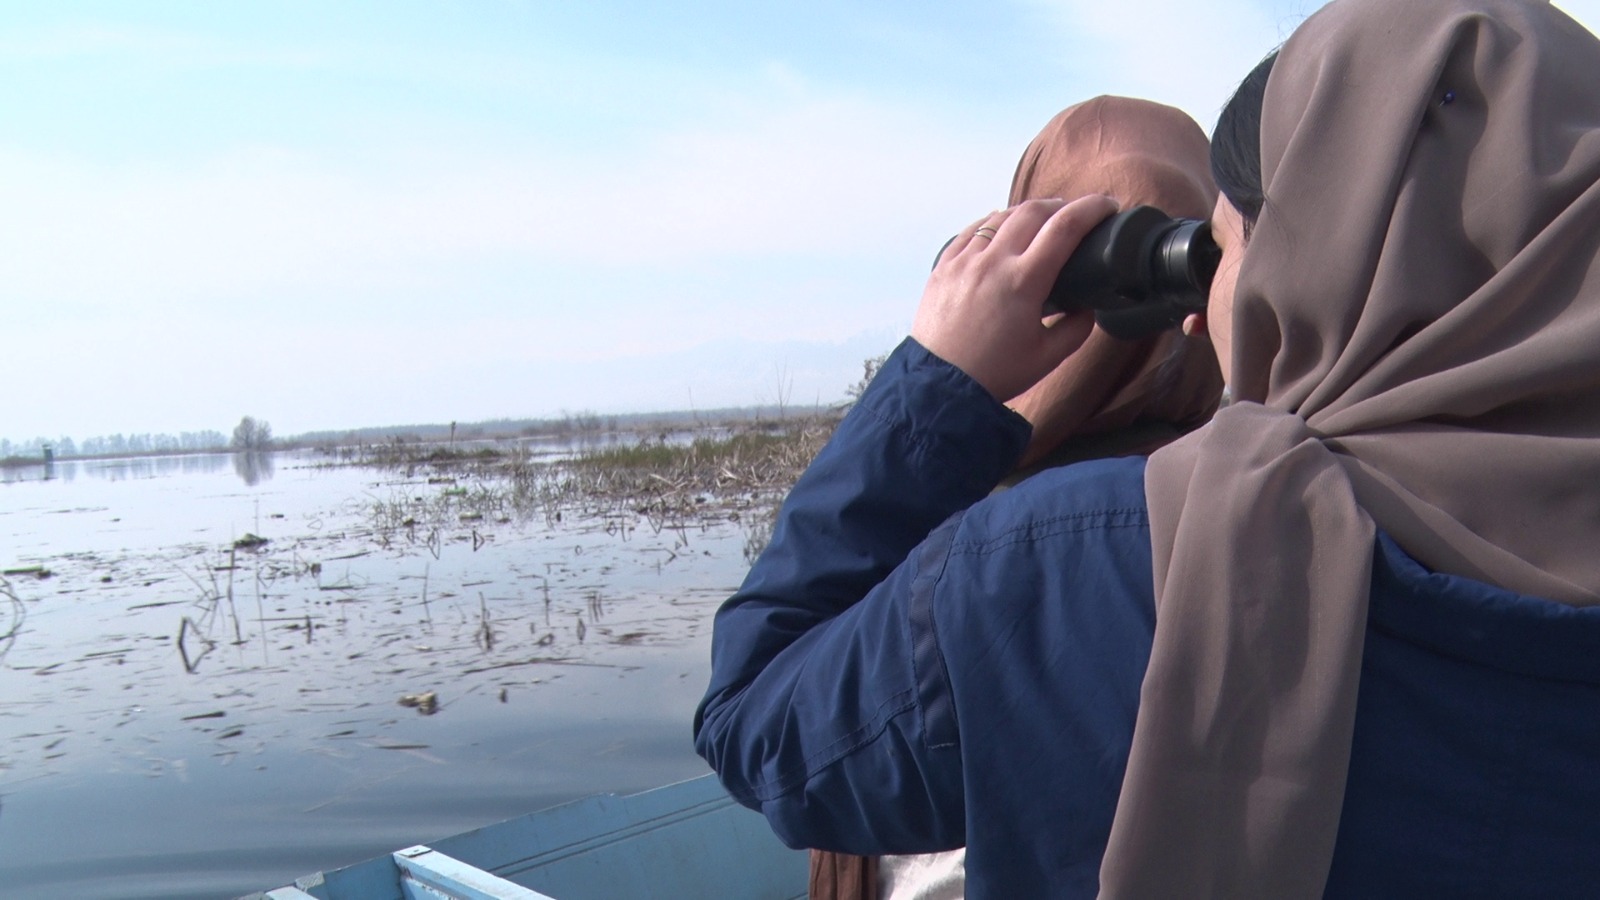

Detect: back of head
[1234, 0, 1600, 419]
[1003, 96, 1222, 466]
[1009, 95, 1215, 219]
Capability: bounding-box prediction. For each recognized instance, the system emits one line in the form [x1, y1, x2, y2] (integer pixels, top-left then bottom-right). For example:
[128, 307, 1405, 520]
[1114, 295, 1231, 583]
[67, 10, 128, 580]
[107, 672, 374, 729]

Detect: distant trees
[2, 435, 81, 460]
[551, 410, 608, 436]
[231, 416, 274, 452]
[844, 352, 891, 406]
[3, 430, 230, 460]
[182, 431, 230, 451]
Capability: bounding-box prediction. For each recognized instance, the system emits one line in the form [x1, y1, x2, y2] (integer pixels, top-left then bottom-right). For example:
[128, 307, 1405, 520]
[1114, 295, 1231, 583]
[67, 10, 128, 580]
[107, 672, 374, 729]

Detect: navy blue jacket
[694, 339, 1600, 898]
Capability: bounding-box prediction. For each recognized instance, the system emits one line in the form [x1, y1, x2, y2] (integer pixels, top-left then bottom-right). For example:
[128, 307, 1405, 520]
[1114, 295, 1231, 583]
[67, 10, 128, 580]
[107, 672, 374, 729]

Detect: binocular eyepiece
[1045, 205, 1220, 340]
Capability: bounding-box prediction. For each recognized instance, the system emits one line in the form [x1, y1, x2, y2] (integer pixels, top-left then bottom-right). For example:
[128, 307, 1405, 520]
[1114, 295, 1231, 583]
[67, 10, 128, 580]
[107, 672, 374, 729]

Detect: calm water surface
[0, 450, 750, 899]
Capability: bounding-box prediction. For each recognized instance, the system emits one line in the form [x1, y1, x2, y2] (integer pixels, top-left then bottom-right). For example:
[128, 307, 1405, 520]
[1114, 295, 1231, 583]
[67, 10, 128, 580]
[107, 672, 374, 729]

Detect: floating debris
[397, 691, 438, 715]
[460, 656, 584, 675]
[126, 600, 182, 611]
[176, 617, 216, 674]
[474, 596, 495, 651]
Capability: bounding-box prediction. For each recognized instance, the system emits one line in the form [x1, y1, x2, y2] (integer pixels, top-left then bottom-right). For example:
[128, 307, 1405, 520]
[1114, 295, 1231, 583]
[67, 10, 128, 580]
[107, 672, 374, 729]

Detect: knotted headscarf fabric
[1102, 1, 1600, 896]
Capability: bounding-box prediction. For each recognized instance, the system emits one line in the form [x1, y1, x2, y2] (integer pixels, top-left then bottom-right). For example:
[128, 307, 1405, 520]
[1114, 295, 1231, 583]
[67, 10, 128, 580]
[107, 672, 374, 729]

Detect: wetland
[0, 417, 835, 899]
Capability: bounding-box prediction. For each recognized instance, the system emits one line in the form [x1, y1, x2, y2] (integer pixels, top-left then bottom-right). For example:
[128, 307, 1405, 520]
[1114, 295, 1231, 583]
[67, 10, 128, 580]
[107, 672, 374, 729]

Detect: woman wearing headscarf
[827, 95, 1224, 900]
[696, 0, 1600, 896]
[1003, 97, 1221, 474]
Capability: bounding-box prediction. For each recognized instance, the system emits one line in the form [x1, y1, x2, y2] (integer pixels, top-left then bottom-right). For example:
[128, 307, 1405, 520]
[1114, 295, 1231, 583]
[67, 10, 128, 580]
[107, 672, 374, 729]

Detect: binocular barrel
[1046, 205, 1220, 341]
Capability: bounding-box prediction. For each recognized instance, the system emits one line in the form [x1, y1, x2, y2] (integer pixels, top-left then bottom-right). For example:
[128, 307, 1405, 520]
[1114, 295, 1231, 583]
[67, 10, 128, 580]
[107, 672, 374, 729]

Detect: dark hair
[1211, 50, 1279, 226]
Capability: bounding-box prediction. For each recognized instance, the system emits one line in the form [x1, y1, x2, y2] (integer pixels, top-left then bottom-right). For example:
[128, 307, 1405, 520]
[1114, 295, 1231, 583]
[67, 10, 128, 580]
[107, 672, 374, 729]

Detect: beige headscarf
[1102, 1, 1600, 895]
[1005, 97, 1223, 468]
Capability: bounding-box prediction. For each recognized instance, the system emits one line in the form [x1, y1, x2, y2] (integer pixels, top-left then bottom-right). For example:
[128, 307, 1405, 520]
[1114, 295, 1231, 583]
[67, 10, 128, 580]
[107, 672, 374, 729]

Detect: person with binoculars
[696, 0, 1600, 896]
[820, 94, 1226, 900]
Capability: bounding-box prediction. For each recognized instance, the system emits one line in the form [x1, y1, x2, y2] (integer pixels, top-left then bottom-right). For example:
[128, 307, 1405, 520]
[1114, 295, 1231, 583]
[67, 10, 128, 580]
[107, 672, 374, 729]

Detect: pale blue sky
[4, 0, 1598, 442]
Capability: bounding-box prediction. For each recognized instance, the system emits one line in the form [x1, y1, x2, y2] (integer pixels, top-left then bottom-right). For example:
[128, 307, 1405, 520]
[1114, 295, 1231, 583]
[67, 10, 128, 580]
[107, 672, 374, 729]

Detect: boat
[244, 774, 806, 899]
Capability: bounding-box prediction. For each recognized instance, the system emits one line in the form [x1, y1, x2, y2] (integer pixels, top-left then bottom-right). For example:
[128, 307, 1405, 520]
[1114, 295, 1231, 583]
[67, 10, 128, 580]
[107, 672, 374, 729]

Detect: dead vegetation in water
[545, 418, 840, 520]
[360, 442, 506, 473]
[1, 577, 24, 663]
[362, 417, 841, 542]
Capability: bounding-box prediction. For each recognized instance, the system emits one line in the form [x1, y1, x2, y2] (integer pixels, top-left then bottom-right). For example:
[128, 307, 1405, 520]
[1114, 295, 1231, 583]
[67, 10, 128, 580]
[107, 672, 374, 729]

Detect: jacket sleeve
[692, 337, 1031, 854]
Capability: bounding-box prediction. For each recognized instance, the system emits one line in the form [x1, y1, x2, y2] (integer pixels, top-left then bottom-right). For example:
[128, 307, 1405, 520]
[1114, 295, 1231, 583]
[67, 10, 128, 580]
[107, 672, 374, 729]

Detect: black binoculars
[938, 205, 1219, 341]
[1045, 205, 1219, 340]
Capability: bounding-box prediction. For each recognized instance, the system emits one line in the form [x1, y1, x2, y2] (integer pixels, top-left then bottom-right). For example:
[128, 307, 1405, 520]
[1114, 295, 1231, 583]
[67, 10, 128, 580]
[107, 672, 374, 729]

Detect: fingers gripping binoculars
[1045, 205, 1220, 340]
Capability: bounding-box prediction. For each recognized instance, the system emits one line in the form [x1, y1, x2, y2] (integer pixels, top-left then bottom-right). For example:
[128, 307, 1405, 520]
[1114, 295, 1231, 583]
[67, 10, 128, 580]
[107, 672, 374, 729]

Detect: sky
[5, 0, 1600, 444]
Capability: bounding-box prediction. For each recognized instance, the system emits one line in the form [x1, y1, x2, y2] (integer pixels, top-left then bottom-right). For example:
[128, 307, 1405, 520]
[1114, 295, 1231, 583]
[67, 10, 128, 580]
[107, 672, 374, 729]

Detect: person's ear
[1181, 313, 1208, 337]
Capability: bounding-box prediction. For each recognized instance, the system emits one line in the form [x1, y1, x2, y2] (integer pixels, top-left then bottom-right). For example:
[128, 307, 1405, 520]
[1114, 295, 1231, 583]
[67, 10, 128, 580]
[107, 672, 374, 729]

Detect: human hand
[912, 195, 1118, 403]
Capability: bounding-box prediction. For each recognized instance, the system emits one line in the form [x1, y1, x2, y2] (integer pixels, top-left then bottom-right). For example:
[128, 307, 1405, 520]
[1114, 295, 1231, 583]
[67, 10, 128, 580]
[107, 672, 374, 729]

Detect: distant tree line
[0, 431, 232, 461]
[4, 398, 854, 463]
[288, 405, 832, 449]
[0, 415, 284, 461]
[294, 410, 629, 447]
[529, 411, 618, 437]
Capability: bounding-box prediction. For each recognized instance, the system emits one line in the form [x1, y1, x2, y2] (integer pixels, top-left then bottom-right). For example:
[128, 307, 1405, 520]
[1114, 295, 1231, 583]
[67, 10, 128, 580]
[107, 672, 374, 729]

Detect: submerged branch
[1, 577, 25, 663]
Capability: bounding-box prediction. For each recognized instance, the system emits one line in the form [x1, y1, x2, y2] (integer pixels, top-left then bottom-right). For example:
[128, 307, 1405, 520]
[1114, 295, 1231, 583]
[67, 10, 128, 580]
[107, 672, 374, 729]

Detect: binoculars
[1045, 205, 1220, 340]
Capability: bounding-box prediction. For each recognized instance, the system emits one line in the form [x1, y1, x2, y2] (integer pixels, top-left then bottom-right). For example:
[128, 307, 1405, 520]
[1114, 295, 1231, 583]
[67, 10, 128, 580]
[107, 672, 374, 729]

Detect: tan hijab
[1005, 97, 1222, 468]
[1103, 1, 1600, 895]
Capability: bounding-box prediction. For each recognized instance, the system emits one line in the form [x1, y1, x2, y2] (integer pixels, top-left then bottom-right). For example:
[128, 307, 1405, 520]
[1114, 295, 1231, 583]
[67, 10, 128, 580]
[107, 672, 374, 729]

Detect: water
[0, 450, 750, 899]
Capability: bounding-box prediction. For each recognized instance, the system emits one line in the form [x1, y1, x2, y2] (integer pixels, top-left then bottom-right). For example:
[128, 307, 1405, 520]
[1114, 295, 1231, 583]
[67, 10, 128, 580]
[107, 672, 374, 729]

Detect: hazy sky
[5, 0, 1599, 443]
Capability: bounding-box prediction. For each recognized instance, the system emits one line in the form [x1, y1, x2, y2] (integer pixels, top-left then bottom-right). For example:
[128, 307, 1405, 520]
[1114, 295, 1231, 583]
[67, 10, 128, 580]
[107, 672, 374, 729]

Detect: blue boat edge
[242, 773, 807, 900]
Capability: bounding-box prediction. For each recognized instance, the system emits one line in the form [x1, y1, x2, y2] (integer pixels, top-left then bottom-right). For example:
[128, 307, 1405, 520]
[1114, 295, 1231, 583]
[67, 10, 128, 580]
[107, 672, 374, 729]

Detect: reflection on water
[0, 446, 750, 900]
[0, 451, 275, 487]
[231, 450, 275, 486]
[0, 462, 48, 486]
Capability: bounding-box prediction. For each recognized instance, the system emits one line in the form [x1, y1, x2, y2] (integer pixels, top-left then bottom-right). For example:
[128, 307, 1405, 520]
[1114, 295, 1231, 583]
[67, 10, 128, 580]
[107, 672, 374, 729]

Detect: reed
[362, 415, 841, 542]
[0, 577, 24, 663]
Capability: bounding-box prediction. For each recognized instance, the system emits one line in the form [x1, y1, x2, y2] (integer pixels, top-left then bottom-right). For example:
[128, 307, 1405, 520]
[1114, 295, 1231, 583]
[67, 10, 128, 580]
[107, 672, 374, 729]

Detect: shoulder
[1370, 533, 1600, 682]
[921, 455, 1154, 628]
[958, 455, 1151, 553]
